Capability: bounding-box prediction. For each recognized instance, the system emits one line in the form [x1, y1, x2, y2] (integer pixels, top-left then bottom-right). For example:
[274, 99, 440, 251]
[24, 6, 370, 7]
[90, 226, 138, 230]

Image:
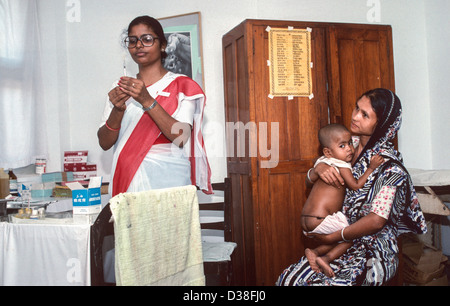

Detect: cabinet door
[223, 24, 257, 286]
[327, 25, 395, 127]
[251, 24, 329, 285]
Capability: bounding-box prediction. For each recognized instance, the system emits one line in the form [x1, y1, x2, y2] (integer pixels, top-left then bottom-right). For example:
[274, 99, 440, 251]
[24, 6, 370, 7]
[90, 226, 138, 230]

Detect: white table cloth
[0, 221, 91, 286]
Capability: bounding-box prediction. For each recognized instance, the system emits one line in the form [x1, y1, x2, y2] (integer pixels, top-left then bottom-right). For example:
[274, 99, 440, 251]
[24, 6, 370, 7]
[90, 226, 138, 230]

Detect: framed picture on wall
[159, 12, 205, 90]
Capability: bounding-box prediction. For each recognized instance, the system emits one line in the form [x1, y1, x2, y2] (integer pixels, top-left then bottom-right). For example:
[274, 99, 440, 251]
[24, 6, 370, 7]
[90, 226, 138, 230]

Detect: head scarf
[345, 88, 426, 235]
[354, 88, 401, 164]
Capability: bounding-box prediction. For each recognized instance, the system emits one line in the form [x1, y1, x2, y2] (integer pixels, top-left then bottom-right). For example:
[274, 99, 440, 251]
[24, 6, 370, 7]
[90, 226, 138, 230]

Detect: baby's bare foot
[305, 248, 320, 273]
[316, 256, 335, 278]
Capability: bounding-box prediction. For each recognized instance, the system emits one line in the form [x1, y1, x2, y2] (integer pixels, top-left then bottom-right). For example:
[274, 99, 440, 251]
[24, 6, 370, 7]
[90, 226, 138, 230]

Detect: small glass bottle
[17, 208, 25, 219]
[25, 208, 32, 219]
[30, 209, 39, 220]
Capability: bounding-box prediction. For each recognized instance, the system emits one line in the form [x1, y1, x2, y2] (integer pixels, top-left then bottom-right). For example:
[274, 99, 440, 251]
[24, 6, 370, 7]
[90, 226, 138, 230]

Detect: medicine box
[64, 164, 97, 180]
[63, 151, 97, 180]
[64, 151, 88, 164]
[66, 177, 102, 214]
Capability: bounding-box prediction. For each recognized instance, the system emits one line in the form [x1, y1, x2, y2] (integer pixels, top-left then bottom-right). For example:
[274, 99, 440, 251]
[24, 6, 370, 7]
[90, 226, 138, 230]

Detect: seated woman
[277, 88, 427, 286]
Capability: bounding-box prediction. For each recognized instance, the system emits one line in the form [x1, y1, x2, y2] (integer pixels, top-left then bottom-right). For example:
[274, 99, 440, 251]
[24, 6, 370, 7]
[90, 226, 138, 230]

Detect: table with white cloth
[0, 195, 111, 286]
[0, 220, 91, 286]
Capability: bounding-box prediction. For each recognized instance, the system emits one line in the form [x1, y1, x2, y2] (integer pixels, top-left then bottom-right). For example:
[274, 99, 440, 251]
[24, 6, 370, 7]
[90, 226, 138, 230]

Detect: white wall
[424, 0, 450, 169]
[37, 0, 449, 184]
[423, 0, 450, 255]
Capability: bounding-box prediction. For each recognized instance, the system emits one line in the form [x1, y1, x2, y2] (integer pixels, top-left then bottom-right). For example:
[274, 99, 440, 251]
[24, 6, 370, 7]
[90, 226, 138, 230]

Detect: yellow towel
[110, 185, 205, 286]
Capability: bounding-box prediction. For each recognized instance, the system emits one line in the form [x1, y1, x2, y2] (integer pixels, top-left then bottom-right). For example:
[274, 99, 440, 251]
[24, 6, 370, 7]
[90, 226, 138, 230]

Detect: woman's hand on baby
[315, 163, 345, 188]
[368, 154, 384, 170]
[118, 77, 154, 108]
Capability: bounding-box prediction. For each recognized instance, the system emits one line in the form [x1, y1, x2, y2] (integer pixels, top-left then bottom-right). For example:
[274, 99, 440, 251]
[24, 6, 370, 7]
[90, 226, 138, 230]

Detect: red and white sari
[101, 72, 212, 196]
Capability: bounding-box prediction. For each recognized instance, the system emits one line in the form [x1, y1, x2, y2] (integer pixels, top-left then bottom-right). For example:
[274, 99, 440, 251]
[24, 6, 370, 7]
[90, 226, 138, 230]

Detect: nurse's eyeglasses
[124, 34, 159, 48]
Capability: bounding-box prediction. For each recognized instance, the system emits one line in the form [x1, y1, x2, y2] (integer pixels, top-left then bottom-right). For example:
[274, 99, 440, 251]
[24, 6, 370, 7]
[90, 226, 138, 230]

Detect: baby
[301, 123, 383, 277]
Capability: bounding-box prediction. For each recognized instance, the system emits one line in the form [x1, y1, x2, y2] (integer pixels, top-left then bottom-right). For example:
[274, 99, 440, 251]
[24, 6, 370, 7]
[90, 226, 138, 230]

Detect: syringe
[123, 55, 127, 76]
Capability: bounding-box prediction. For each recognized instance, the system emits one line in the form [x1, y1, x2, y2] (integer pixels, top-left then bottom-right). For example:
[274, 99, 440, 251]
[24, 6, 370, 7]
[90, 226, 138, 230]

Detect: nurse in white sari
[98, 16, 211, 197]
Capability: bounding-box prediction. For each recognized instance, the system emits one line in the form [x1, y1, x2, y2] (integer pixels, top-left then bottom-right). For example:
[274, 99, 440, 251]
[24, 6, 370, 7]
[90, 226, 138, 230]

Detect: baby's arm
[339, 155, 384, 190]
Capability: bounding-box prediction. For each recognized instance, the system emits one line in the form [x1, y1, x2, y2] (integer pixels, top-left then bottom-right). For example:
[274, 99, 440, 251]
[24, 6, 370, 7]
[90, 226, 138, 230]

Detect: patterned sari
[277, 90, 427, 286]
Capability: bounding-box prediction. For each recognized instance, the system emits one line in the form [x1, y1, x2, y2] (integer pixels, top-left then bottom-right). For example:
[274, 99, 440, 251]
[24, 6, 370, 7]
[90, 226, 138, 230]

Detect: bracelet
[105, 121, 120, 132]
[306, 168, 314, 184]
[143, 100, 158, 112]
[341, 227, 350, 242]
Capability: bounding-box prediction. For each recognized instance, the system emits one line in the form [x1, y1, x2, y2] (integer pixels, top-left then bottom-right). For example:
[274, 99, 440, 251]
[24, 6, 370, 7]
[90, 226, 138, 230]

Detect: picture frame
[159, 12, 205, 90]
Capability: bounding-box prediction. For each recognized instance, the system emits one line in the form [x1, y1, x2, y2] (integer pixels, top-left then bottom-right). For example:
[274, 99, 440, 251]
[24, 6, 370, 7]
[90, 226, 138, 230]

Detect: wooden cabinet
[222, 19, 395, 286]
[327, 25, 395, 128]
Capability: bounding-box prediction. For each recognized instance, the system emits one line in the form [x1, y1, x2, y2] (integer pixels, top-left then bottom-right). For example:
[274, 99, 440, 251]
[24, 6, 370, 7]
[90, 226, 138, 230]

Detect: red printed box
[64, 151, 88, 164]
[63, 164, 96, 172]
[64, 164, 97, 180]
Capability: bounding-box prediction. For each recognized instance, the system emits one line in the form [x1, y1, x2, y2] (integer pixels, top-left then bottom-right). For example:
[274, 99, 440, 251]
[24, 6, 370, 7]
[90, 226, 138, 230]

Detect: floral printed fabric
[370, 186, 396, 219]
